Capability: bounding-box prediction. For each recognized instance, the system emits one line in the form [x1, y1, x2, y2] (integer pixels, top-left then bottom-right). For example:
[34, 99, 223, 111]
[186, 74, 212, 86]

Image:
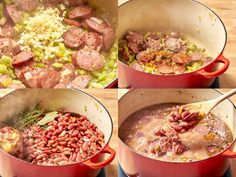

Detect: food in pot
[0, 0, 117, 89]
[119, 31, 213, 75]
[119, 103, 233, 162]
[0, 109, 105, 166]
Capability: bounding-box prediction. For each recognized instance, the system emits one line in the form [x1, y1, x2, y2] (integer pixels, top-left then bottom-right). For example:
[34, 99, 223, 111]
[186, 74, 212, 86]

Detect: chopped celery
[0, 55, 12, 67]
[1, 78, 12, 87]
[0, 64, 8, 74]
[52, 62, 63, 69]
[35, 63, 45, 68]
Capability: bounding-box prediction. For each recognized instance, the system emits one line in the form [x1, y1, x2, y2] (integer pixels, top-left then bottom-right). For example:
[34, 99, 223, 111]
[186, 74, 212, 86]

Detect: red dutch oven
[119, 89, 236, 177]
[118, 0, 230, 88]
[0, 89, 115, 177]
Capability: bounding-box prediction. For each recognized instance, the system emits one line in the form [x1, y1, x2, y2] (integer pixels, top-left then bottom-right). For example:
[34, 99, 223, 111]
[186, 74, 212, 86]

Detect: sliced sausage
[84, 32, 103, 51]
[130, 62, 144, 72]
[0, 38, 21, 57]
[66, 0, 86, 6]
[172, 53, 191, 65]
[136, 50, 156, 62]
[70, 75, 91, 88]
[165, 38, 182, 52]
[72, 48, 104, 71]
[16, 0, 39, 12]
[102, 25, 115, 51]
[20, 67, 60, 88]
[68, 5, 93, 19]
[20, 67, 42, 88]
[40, 70, 60, 88]
[0, 21, 15, 38]
[63, 27, 85, 48]
[64, 19, 81, 27]
[127, 42, 140, 54]
[125, 31, 144, 45]
[5, 5, 22, 24]
[13, 51, 34, 66]
[190, 53, 203, 61]
[158, 64, 175, 75]
[60, 63, 75, 84]
[83, 17, 108, 34]
[145, 38, 161, 51]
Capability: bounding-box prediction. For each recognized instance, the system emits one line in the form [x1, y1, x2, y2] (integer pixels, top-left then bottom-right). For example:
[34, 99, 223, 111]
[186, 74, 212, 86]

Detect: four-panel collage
[0, 0, 235, 177]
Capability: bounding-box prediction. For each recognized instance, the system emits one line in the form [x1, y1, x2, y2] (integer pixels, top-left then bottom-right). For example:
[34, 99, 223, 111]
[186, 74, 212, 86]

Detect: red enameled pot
[0, 89, 115, 177]
[118, 0, 230, 88]
[119, 89, 236, 177]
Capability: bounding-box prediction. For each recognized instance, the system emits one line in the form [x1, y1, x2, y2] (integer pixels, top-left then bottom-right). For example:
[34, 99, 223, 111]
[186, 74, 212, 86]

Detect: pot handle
[83, 145, 116, 169]
[197, 55, 230, 78]
[222, 149, 236, 158]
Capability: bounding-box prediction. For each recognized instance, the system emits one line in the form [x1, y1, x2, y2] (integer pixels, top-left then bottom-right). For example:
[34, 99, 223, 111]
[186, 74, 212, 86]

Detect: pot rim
[118, 89, 236, 165]
[0, 89, 114, 168]
[118, 0, 228, 77]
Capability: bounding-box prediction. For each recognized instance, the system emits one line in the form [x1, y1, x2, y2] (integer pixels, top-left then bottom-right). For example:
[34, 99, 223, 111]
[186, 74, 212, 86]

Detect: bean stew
[119, 103, 233, 162]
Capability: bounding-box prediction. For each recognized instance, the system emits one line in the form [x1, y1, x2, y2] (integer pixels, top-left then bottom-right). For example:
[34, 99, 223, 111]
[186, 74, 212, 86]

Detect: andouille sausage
[0, 21, 15, 38]
[0, 38, 20, 57]
[125, 31, 144, 45]
[83, 32, 103, 51]
[72, 48, 104, 71]
[68, 5, 93, 19]
[63, 27, 85, 48]
[70, 75, 91, 88]
[13, 51, 34, 66]
[16, 0, 39, 12]
[165, 38, 182, 52]
[5, 5, 22, 24]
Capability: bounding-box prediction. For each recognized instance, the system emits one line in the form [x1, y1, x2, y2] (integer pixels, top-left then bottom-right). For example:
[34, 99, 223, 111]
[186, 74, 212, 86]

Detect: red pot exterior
[119, 140, 231, 177]
[118, 55, 230, 88]
[0, 145, 115, 177]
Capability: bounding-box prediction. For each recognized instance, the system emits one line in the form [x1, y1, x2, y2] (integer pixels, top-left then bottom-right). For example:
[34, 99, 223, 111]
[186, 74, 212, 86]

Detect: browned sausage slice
[172, 53, 191, 65]
[145, 38, 161, 51]
[102, 25, 115, 51]
[68, 5, 93, 19]
[190, 53, 203, 61]
[72, 48, 104, 71]
[158, 64, 175, 75]
[84, 32, 103, 51]
[64, 19, 81, 27]
[125, 31, 144, 45]
[0, 22, 15, 38]
[13, 51, 34, 66]
[20, 67, 60, 88]
[5, 5, 22, 24]
[136, 50, 156, 62]
[70, 75, 91, 88]
[83, 17, 107, 34]
[63, 27, 85, 48]
[40, 70, 61, 88]
[127, 42, 140, 54]
[130, 63, 144, 72]
[165, 38, 182, 52]
[0, 38, 20, 57]
[16, 0, 39, 12]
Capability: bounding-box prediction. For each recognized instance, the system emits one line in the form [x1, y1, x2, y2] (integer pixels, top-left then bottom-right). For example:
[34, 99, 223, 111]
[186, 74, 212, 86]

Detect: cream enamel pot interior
[119, 89, 236, 177]
[0, 89, 115, 177]
[118, 0, 230, 88]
